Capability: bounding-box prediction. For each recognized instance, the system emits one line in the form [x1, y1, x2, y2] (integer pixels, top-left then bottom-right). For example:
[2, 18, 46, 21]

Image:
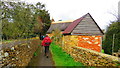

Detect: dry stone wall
[62, 35, 120, 66]
[62, 35, 78, 54]
[69, 46, 120, 66]
[0, 38, 40, 67]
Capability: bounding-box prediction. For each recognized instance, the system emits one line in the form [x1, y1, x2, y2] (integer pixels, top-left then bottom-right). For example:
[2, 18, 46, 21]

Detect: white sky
[9, 0, 120, 29]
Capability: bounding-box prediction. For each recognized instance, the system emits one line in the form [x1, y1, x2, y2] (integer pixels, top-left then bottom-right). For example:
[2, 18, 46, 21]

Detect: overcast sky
[20, 0, 119, 29]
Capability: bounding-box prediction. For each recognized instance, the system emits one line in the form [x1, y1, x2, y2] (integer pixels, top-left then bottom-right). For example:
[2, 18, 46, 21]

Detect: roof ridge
[52, 20, 74, 24]
[63, 13, 88, 34]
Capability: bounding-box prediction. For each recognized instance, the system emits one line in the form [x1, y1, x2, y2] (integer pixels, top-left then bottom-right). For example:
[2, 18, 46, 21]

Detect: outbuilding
[47, 13, 104, 52]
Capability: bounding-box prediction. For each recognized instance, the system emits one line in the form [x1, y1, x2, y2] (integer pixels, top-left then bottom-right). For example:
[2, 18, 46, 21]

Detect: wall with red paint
[62, 35, 102, 53]
[78, 36, 102, 52]
[48, 33, 102, 52]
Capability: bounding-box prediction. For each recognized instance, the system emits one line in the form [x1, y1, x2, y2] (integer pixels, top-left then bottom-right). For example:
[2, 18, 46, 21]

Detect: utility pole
[112, 34, 115, 54]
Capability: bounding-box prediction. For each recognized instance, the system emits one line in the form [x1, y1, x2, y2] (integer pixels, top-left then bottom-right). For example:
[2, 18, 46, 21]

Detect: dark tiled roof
[62, 14, 87, 34]
[47, 22, 72, 33]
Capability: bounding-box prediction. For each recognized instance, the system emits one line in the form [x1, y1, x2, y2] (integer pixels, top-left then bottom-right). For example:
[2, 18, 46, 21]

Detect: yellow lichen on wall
[62, 35, 78, 54]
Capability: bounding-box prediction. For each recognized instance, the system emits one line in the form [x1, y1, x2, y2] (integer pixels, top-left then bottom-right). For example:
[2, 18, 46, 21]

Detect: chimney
[51, 18, 55, 22]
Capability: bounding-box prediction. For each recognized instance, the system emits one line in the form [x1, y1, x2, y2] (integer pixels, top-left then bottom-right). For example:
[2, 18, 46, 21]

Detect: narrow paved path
[27, 46, 55, 67]
[38, 46, 54, 66]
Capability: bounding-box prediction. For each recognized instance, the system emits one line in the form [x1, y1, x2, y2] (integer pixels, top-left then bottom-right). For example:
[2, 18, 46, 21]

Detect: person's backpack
[45, 42, 51, 45]
[44, 37, 51, 45]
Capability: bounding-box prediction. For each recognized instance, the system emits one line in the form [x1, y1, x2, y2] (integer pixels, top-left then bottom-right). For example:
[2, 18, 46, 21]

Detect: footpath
[27, 46, 55, 67]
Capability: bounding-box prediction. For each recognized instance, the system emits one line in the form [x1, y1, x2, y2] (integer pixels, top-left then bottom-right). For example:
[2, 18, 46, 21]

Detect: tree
[33, 2, 51, 39]
[1, 1, 51, 40]
[103, 4, 120, 55]
[51, 29, 62, 45]
[103, 22, 120, 55]
[34, 2, 51, 35]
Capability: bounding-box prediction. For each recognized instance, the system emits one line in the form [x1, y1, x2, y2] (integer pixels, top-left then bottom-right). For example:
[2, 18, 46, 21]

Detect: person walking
[41, 35, 52, 58]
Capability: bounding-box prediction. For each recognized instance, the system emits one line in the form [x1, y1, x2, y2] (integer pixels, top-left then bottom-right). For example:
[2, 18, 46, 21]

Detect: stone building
[47, 13, 104, 52]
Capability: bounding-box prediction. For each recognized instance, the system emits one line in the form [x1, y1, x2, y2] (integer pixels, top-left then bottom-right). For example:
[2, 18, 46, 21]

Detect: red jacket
[42, 36, 52, 46]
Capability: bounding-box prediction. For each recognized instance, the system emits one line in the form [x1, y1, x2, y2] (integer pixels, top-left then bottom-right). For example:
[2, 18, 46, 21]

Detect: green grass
[2, 40, 13, 43]
[50, 42, 84, 66]
[102, 49, 104, 53]
[116, 63, 120, 66]
[2, 39, 22, 43]
[34, 44, 41, 56]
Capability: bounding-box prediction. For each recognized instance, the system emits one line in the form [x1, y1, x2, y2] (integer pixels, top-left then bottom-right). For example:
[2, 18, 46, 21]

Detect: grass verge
[50, 42, 84, 66]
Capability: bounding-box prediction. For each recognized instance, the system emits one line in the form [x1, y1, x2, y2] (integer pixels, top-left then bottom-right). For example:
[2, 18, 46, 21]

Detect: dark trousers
[44, 46, 49, 55]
